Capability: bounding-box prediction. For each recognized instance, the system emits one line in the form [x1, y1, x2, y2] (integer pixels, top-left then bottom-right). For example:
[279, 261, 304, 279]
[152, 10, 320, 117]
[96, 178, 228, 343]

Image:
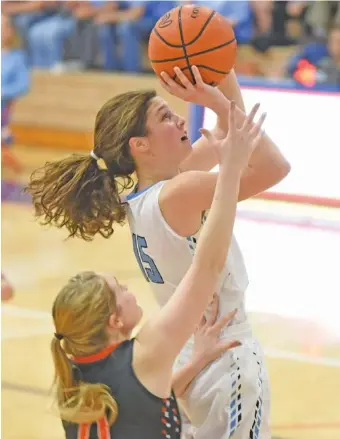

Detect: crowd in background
[1, 1, 340, 149]
[2, 1, 340, 80]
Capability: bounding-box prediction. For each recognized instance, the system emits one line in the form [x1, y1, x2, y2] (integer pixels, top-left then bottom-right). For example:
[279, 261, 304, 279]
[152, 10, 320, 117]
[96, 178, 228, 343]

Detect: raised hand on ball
[160, 65, 227, 113]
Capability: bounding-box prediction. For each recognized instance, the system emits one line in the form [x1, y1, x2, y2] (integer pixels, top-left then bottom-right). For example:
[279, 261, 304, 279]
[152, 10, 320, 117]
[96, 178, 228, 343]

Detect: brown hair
[26, 90, 157, 241]
[51, 271, 118, 425]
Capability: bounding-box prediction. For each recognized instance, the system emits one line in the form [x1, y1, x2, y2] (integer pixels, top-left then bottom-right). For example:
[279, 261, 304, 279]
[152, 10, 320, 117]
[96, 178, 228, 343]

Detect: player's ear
[108, 308, 124, 330]
[129, 137, 150, 157]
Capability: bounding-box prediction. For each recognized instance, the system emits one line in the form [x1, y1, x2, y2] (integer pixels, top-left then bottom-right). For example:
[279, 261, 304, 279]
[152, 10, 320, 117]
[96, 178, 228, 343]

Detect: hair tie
[90, 150, 100, 161]
[90, 150, 108, 170]
[54, 332, 64, 341]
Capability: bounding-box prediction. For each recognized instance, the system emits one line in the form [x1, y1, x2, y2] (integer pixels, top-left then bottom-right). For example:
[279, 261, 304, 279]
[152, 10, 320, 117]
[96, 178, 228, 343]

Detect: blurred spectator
[251, 0, 273, 36]
[94, 1, 176, 72]
[203, 1, 254, 44]
[25, 2, 75, 71]
[286, 25, 340, 87]
[1, 14, 29, 172]
[304, 1, 340, 40]
[2, 1, 54, 42]
[61, 1, 102, 71]
[252, 1, 309, 52]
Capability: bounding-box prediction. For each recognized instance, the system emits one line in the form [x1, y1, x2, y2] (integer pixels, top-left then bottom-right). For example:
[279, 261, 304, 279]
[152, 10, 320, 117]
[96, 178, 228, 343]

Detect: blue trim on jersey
[228, 358, 242, 437]
[126, 182, 158, 201]
[248, 351, 264, 439]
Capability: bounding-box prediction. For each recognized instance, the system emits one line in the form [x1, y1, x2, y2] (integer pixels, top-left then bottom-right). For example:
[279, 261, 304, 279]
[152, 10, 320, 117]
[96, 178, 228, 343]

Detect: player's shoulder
[160, 170, 216, 209]
[126, 181, 164, 204]
[159, 170, 216, 236]
[162, 170, 210, 196]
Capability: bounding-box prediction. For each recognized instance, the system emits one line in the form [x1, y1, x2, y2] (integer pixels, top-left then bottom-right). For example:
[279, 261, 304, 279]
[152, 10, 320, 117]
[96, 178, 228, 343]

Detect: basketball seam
[178, 6, 195, 84]
[187, 10, 216, 46]
[153, 10, 216, 49]
[150, 38, 236, 63]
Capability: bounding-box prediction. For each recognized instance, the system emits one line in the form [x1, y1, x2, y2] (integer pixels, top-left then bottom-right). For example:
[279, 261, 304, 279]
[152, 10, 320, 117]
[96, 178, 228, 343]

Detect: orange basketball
[148, 4, 237, 86]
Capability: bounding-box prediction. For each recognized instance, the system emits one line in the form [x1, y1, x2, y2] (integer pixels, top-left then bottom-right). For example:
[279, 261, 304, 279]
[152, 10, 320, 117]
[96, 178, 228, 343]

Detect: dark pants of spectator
[96, 17, 154, 72]
[63, 19, 99, 69]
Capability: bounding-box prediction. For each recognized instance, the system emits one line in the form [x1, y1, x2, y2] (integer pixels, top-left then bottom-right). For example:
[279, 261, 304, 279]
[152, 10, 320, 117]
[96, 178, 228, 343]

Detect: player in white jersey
[27, 65, 290, 438]
[123, 68, 289, 438]
[126, 174, 265, 438]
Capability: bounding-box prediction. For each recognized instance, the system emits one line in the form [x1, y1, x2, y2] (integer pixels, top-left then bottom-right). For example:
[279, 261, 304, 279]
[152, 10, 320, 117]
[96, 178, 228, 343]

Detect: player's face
[145, 97, 192, 169]
[104, 274, 143, 334]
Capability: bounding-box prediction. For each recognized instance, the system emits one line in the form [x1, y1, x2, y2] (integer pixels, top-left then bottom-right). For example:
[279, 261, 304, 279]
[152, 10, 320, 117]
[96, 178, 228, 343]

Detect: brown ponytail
[51, 272, 119, 425]
[27, 154, 126, 241]
[26, 89, 156, 241]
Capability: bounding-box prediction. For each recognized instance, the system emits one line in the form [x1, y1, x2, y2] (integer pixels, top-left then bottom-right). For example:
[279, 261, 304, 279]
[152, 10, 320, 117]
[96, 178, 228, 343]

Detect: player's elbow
[261, 155, 291, 187]
[274, 157, 291, 185]
[239, 157, 291, 201]
[261, 157, 291, 194]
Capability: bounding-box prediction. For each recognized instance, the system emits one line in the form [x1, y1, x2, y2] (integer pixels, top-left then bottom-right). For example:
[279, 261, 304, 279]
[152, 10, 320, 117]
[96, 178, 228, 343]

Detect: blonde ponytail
[51, 337, 74, 401]
[51, 337, 118, 425]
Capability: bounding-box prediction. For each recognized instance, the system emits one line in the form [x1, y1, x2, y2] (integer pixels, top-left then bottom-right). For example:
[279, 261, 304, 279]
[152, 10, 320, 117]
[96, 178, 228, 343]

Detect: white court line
[3, 323, 339, 367]
[2, 326, 54, 341]
[1, 304, 51, 320]
[2, 305, 340, 368]
[264, 348, 340, 368]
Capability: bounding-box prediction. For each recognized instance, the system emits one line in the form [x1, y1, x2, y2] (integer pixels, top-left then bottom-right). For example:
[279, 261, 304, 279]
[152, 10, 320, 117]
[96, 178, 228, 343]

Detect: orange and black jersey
[62, 339, 182, 439]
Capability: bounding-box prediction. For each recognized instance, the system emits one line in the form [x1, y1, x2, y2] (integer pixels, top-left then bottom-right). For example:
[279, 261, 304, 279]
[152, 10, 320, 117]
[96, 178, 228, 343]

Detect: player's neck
[136, 169, 179, 192]
[107, 331, 130, 346]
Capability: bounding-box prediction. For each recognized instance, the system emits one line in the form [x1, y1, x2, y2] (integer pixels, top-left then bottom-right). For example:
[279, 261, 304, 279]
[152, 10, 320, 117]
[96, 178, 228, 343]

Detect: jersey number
[132, 234, 164, 284]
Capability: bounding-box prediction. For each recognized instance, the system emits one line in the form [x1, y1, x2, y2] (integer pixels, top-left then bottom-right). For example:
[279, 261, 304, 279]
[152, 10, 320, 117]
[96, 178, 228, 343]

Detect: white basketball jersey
[127, 181, 251, 330]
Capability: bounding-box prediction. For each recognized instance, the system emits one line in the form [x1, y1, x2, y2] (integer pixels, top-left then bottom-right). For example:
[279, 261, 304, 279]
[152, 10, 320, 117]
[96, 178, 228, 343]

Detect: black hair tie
[54, 332, 64, 341]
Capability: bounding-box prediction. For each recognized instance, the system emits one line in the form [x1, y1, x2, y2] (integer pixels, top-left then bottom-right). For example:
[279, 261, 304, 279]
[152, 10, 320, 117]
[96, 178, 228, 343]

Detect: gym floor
[2, 144, 340, 439]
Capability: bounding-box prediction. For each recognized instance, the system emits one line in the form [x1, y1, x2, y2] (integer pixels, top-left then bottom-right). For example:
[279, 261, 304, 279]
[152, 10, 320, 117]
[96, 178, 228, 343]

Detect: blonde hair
[51, 271, 118, 425]
[26, 90, 156, 241]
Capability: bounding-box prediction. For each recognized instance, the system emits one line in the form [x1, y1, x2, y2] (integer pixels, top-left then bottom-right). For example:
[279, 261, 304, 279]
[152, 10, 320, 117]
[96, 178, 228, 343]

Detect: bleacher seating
[11, 46, 298, 151]
[11, 70, 189, 151]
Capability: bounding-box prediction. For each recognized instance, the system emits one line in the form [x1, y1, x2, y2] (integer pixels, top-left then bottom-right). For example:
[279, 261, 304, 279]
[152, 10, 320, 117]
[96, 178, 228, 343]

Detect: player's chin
[181, 138, 192, 155]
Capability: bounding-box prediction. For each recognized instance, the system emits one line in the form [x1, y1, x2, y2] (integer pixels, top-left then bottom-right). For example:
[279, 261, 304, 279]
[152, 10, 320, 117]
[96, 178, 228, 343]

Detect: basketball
[148, 4, 237, 86]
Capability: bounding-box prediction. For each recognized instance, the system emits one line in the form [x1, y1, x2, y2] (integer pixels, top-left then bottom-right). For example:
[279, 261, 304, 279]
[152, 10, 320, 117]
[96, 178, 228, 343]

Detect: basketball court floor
[2, 144, 340, 439]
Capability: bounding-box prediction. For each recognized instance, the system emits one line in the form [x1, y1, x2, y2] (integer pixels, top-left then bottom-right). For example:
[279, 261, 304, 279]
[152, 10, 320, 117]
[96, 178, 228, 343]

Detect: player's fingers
[199, 128, 216, 143]
[205, 294, 219, 327]
[210, 309, 237, 334]
[216, 339, 241, 356]
[160, 71, 183, 92]
[228, 100, 236, 131]
[240, 103, 260, 132]
[191, 65, 204, 89]
[252, 129, 265, 152]
[174, 66, 194, 90]
[200, 314, 207, 329]
[160, 71, 172, 84]
[249, 112, 267, 139]
[159, 76, 173, 93]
